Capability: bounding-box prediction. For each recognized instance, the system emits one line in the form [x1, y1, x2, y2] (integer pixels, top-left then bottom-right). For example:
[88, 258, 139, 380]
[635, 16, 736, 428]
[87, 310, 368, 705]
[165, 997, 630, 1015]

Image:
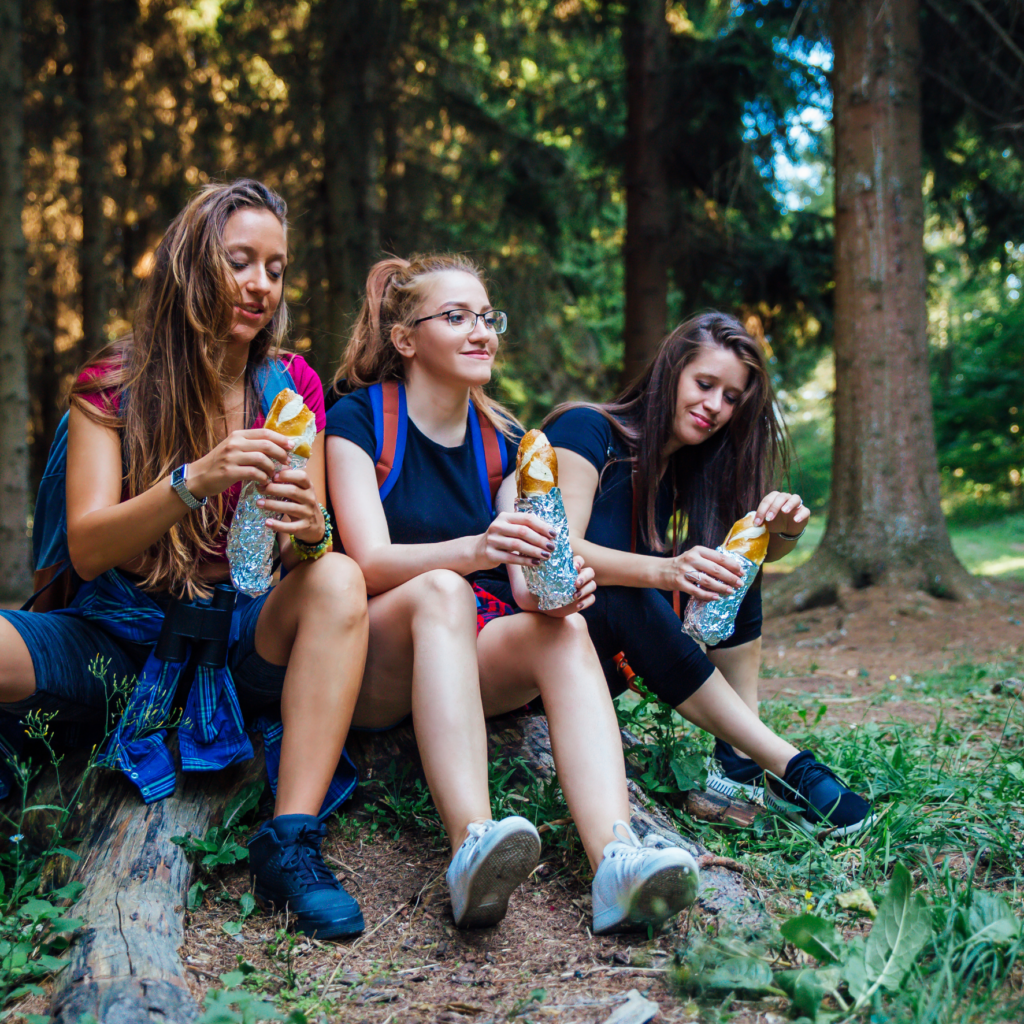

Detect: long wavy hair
[334, 253, 520, 436]
[69, 179, 290, 597]
[545, 311, 788, 552]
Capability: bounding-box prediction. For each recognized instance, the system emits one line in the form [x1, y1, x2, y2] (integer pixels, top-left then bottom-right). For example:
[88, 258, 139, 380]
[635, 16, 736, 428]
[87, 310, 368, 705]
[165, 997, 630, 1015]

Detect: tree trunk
[76, 0, 106, 357]
[0, 0, 30, 602]
[621, 0, 669, 387]
[317, 0, 395, 372]
[766, 0, 976, 616]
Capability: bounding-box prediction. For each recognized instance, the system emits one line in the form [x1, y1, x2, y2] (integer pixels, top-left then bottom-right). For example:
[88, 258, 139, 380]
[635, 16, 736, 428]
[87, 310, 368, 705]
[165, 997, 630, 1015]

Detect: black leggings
[582, 581, 763, 707]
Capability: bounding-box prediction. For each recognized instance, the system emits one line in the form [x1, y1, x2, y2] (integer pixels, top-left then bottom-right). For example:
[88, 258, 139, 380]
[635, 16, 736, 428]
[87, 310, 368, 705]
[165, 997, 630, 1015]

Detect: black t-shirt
[544, 407, 675, 556]
[325, 388, 522, 591]
[545, 405, 762, 631]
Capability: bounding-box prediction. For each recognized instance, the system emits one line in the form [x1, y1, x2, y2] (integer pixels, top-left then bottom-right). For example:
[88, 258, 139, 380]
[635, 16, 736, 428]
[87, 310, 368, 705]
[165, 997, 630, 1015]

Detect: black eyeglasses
[413, 309, 509, 335]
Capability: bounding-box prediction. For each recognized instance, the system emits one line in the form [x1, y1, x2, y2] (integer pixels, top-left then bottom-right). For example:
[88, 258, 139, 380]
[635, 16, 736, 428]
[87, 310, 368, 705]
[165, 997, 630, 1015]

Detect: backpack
[368, 381, 507, 511]
[25, 358, 297, 613]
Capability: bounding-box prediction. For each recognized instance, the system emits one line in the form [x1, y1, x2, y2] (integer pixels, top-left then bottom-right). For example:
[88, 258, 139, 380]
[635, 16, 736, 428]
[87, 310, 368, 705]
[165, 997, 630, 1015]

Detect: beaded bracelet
[292, 505, 332, 561]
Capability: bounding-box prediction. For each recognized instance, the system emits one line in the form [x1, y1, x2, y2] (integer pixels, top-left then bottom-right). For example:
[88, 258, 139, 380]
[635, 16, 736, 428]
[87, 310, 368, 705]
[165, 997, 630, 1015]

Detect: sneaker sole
[252, 889, 365, 939]
[763, 790, 876, 839]
[453, 830, 541, 929]
[592, 855, 700, 935]
[705, 772, 764, 804]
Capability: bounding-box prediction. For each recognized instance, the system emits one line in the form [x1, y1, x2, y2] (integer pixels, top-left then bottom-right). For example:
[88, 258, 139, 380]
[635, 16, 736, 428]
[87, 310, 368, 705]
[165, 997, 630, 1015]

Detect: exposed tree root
[763, 542, 985, 618]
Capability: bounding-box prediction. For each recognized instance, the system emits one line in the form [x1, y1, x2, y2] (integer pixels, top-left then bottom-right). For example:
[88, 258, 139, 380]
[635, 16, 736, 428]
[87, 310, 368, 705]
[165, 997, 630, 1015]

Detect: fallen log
[13, 740, 266, 1024]
[11, 712, 763, 1023]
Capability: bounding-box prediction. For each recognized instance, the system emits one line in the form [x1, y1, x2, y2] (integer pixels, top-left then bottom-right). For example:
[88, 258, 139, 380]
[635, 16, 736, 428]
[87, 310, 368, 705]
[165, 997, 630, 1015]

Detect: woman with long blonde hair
[326, 254, 700, 936]
[0, 180, 370, 938]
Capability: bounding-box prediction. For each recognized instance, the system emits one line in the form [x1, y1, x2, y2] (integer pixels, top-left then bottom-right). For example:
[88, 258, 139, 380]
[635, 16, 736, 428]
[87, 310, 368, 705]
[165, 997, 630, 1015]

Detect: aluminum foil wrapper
[682, 550, 760, 646]
[514, 487, 578, 611]
[227, 449, 309, 597]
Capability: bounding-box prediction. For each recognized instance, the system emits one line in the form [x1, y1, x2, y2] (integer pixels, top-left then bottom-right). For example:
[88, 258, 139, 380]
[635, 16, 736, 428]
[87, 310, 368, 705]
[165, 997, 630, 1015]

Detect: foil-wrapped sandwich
[227, 388, 318, 596]
[683, 512, 767, 646]
[513, 429, 578, 610]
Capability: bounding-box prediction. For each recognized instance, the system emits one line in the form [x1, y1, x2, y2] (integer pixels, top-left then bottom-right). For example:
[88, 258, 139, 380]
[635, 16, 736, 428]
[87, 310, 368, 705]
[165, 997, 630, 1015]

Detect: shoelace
[606, 819, 649, 860]
[279, 824, 340, 891]
[773, 757, 843, 806]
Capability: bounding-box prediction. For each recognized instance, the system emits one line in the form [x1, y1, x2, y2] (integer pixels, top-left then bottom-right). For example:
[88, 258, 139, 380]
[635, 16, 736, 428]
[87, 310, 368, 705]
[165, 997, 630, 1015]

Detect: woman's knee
[295, 553, 369, 631]
[409, 569, 477, 619]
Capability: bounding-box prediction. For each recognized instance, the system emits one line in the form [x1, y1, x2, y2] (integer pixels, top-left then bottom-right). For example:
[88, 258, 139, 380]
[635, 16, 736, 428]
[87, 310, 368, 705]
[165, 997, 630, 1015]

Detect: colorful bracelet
[292, 505, 332, 561]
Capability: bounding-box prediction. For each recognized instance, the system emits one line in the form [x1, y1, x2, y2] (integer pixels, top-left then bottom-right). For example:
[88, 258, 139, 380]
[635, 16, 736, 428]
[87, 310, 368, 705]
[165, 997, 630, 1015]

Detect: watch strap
[171, 464, 207, 510]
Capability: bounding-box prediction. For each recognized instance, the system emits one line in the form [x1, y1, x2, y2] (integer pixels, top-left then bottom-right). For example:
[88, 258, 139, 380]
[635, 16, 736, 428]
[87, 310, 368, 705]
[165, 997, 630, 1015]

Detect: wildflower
[10, 834, 24, 844]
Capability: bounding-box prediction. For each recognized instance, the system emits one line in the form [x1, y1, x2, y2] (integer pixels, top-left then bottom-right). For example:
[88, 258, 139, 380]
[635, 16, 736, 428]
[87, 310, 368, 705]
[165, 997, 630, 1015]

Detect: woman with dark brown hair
[0, 180, 370, 938]
[545, 312, 874, 837]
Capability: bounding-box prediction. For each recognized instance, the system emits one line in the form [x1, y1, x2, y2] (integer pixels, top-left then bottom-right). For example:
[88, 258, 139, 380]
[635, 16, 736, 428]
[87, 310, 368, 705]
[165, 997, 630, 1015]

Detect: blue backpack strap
[370, 381, 408, 501]
[254, 356, 296, 417]
[468, 403, 508, 515]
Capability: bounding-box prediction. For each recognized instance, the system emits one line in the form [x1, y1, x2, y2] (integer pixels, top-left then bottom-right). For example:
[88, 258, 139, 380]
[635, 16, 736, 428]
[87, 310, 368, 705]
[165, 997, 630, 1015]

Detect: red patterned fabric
[473, 583, 517, 635]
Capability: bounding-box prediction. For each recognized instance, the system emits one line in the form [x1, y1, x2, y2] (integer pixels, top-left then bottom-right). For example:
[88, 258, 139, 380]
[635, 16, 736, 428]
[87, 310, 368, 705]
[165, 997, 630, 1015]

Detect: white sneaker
[446, 816, 541, 929]
[592, 820, 700, 935]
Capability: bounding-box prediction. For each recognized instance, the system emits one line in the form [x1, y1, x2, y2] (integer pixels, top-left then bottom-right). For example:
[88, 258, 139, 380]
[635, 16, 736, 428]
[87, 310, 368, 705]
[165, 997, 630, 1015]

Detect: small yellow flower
[889, 674, 897, 681]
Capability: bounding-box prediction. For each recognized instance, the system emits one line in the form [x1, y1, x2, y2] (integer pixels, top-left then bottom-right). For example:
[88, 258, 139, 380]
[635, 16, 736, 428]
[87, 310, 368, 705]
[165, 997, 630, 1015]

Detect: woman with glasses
[325, 254, 700, 936]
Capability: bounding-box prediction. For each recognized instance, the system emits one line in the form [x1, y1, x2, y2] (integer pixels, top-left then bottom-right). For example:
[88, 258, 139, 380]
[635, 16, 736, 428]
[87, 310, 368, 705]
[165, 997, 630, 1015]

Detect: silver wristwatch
[171, 463, 207, 510]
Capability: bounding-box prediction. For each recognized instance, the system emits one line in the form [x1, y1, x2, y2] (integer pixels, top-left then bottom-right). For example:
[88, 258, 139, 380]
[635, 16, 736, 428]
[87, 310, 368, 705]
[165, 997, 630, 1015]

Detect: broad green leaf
[781, 914, 841, 963]
[238, 892, 256, 919]
[776, 967, 827, 1018]
[222, 780, 264, 831]
[221, 920, 243, 936]
[701, 956, 783, 998]
[188, 880, 208, 910]
[849, 863, 932, 1009]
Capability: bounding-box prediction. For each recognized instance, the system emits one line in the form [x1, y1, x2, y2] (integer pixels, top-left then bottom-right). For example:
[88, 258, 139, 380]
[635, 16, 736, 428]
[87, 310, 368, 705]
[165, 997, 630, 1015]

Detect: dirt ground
[12, 579, 1024, 1023]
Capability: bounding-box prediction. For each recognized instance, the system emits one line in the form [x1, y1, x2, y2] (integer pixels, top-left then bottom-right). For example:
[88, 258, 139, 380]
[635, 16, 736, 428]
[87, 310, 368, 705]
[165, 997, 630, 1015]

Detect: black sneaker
[764, 751, 875, 838]
[705, 740, 764, 802]
[248, 814, 364, 939]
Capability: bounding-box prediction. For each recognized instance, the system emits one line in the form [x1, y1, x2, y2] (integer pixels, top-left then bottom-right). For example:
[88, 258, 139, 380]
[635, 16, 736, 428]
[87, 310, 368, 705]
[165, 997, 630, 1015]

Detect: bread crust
[516, 429, 558, 498]
[722, 511, 769, 565]
[265, 388, 317, 460]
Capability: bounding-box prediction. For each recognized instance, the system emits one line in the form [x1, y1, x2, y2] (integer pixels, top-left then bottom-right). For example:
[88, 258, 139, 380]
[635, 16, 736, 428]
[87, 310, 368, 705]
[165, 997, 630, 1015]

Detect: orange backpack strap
[468, 403, 508, 512]
[482, 418, 505, 506]
[371, 381, 407, 498]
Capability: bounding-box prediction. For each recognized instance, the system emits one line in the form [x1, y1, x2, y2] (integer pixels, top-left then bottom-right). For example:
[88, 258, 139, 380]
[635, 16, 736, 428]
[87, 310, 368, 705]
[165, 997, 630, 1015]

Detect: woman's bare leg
[476, 612, 631, 872]
[254, 552, 368, 817]
[707, 638, 762, 758]
[353, 570, 491, 855]
[676, 668, 797, 778]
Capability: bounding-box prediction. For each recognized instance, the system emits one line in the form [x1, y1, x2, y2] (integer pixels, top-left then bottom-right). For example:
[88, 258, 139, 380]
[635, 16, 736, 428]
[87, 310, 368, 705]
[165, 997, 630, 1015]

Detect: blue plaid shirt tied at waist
[1, 570, 355, 816]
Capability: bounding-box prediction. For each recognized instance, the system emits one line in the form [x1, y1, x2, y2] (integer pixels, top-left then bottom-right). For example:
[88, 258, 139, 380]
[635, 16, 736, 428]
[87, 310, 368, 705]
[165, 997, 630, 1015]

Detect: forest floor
[11, 577, 1024, 1023]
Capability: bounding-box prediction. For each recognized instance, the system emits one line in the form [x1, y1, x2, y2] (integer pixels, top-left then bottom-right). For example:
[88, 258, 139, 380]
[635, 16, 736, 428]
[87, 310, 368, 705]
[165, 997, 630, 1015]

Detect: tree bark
[0, 0, 31, 602]
[75, 0, 107, 357]
[766, 0, 976, 616]
[317, 0, 395, 372]
[621, 0, 669, 387]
